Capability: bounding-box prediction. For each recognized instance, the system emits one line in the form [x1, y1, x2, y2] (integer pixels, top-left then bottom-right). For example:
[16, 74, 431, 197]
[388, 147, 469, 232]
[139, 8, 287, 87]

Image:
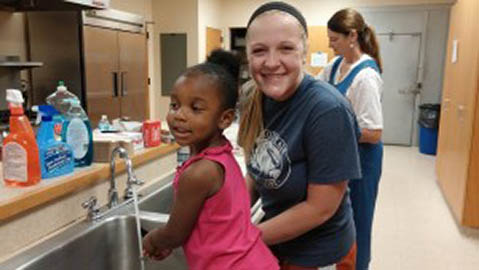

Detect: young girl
[142, 49, 279, 270]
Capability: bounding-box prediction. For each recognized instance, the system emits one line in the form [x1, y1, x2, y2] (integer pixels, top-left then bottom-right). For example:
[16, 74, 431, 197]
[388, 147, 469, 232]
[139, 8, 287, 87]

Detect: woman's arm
[143, 159, 224, 257]
[246, 174, 259, 206]
[359, 128, 382, 144]
[258, 181, 347, 245]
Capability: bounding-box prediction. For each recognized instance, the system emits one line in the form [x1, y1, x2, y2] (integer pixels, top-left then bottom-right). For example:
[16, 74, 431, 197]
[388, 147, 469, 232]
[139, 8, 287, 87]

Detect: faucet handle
[129, 174, 144, 185]
[124, 176, 144, 200]
[81, 196, 101, 221]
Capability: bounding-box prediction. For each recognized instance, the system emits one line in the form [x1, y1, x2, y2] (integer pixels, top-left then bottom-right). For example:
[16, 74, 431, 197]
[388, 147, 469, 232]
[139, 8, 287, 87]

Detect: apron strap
[329, 57, 380, 96]
[328, 56, 343, 86]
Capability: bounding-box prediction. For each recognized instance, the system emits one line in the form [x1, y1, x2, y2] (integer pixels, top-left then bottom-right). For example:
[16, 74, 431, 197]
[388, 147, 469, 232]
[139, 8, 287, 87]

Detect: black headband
[247, 1, 308, 36]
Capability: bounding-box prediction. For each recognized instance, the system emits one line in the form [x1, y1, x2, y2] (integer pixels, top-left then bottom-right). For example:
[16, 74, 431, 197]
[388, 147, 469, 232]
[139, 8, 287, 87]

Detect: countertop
[0, 143, 180, 221]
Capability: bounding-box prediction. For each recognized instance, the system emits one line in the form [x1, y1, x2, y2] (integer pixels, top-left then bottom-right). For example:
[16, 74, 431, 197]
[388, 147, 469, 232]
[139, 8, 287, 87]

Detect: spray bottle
[36, 105, 74, 179]
[2, 89, 41, 187]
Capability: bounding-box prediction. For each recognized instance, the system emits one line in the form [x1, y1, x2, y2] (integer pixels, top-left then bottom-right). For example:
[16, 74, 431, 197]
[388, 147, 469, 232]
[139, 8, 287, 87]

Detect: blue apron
[329, 56, 383, 270]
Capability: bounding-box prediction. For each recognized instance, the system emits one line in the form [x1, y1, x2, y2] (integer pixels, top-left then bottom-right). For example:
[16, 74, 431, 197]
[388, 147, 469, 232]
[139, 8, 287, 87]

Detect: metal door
[378, 33, 421, 145]
[118, 31, 148, 122]
[83, 25, 121, 126]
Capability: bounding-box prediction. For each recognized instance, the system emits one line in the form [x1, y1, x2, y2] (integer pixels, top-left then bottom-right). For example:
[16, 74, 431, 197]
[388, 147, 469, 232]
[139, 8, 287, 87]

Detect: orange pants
[280, 243, 356, 270]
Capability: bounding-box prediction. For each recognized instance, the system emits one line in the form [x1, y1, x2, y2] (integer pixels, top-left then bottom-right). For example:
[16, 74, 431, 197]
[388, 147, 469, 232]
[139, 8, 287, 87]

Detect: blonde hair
[238, 80, 263, 162]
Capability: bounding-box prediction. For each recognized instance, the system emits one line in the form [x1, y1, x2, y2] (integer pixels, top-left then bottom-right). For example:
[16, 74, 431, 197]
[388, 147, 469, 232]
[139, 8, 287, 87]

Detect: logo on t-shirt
[249, 129, 291, 189]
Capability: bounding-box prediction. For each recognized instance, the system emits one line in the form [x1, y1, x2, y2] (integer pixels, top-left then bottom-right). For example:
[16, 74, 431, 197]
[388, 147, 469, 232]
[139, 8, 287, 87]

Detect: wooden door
[306, 26, 334, 76]
[83, 26, 121, 125]
[206, 27, 222, 58]
[118, 31, 148, 121]
[464, 65, 479, 225]
[436, 0, 479, 226]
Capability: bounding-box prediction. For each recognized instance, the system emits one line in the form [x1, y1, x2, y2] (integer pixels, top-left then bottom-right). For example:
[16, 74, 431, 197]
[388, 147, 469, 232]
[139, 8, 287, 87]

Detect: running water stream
[132, 189, 146, 270]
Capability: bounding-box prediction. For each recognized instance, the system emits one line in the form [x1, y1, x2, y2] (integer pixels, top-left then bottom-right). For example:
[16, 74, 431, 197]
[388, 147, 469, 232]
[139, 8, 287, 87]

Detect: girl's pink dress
[173, 140, 279, 270]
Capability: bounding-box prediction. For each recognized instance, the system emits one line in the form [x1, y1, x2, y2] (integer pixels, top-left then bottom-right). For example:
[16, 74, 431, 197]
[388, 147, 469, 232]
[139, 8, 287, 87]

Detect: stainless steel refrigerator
[28, 9, 147, 125]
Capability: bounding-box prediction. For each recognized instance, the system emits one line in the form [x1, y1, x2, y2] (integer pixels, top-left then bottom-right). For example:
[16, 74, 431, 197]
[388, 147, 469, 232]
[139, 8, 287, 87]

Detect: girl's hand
[142, 229, 172, 261]
[143, 246, 172, 261]
[151, 248, 172, 260]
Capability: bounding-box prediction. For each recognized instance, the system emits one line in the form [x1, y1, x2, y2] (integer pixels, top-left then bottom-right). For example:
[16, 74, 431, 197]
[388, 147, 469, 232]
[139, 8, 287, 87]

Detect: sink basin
[1, 215, 187, 270]
[139, 181, 174, 214]
[139, 181, 265, 224]
[1, 172, 262, 270]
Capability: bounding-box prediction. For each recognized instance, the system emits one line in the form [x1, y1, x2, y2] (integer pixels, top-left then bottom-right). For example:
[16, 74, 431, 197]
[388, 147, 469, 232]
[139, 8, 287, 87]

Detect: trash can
[418, 104, 441, 155]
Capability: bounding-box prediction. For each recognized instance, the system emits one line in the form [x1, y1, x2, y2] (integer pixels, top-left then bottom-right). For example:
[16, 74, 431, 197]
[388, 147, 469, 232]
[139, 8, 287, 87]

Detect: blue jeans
[349, 142, 383, 270]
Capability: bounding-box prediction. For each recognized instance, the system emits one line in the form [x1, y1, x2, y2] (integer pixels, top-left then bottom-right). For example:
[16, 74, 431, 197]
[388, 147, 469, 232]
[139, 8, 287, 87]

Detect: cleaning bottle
[37, 105, 74, 179]
[2, 89, 41, 187]
[47, 81, 93, 167]
[45, 81, 69, 141]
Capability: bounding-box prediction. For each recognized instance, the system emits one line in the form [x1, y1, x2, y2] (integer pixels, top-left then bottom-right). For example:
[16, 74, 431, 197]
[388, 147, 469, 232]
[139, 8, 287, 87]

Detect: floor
[370, 146, 479, 270]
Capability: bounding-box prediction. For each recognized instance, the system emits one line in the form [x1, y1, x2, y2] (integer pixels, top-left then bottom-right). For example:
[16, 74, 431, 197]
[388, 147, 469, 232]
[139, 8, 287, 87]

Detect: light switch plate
[452, 39, 458, 63]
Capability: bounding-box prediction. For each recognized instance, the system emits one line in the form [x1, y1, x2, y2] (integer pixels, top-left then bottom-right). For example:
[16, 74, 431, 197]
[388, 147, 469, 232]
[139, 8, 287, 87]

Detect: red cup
[143, 120, 161, 147]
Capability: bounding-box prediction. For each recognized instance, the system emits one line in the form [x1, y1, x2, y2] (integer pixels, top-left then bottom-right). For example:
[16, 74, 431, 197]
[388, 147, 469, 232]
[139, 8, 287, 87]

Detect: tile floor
[370, 146, 479, 270]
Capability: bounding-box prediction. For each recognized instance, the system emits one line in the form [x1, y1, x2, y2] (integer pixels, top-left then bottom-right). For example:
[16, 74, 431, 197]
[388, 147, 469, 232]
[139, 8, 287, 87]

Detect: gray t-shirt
[247, 74, 361, 267]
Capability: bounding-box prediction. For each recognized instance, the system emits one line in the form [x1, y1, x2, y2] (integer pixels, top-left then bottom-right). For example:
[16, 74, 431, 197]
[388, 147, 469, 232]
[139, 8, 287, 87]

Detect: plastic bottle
[47, 81, 93, 167]
[2, 89, 41, 187]
[45, 81, 69, 141]
[37, 105, 74, 179]
[98, 115, 111, 132]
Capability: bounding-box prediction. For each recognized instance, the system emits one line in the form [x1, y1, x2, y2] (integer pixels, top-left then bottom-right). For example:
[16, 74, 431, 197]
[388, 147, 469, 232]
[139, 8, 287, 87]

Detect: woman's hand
[258, 181, 347, 245]
[359, 128, 382, 144]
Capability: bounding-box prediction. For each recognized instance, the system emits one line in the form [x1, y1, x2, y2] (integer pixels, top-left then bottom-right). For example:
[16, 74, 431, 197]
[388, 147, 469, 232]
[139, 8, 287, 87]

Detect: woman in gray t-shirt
[238, 2, 362, 269]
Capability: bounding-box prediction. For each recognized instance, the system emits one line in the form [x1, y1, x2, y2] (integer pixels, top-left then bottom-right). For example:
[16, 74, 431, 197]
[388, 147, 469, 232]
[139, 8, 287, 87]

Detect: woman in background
[317, 8, 384, 270]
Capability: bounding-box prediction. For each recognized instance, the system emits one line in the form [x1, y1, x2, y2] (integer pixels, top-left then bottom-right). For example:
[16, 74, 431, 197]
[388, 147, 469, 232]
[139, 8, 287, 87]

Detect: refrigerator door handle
[121, 71, 128, 96]
[112, 72, 119, 97]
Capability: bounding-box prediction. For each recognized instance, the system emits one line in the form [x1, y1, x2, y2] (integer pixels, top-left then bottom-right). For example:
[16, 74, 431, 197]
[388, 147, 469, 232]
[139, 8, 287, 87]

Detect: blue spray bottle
[37, 105, 74, 179]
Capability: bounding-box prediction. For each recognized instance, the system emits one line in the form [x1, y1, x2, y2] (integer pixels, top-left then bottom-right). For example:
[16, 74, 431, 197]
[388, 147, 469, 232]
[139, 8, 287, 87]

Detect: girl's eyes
[169, 102, 179, 110]
[191, 105, 204, 113]
[169, 102, 204, 114]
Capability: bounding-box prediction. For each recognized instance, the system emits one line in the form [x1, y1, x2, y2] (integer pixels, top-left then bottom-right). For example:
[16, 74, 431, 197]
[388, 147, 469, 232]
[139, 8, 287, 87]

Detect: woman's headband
[246, 1, 308, 36]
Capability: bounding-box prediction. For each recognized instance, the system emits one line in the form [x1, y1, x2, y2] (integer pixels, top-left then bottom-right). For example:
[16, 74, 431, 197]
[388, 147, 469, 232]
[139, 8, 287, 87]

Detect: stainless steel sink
[1, 173, 263, 270]
[1, 214, 187, 270]
[0, 173, 188, 270]
[139, 181, 174, 214]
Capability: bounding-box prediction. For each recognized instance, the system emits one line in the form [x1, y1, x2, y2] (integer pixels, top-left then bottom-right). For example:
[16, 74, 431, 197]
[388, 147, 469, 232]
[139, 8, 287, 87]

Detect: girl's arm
[143, 159, 224, 256]
[245, 174, 259, 206]
[258, 181, 347, 245]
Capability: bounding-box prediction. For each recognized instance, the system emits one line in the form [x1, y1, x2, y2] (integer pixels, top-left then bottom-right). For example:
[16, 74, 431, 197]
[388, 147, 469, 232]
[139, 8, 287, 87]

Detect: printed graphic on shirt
[249, 129, 291, 189]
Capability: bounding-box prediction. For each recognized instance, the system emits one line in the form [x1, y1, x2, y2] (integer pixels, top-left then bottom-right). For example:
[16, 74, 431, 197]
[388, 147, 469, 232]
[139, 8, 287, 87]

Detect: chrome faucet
[108, 146, 144, 208]
[82, 196, 101, 221]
